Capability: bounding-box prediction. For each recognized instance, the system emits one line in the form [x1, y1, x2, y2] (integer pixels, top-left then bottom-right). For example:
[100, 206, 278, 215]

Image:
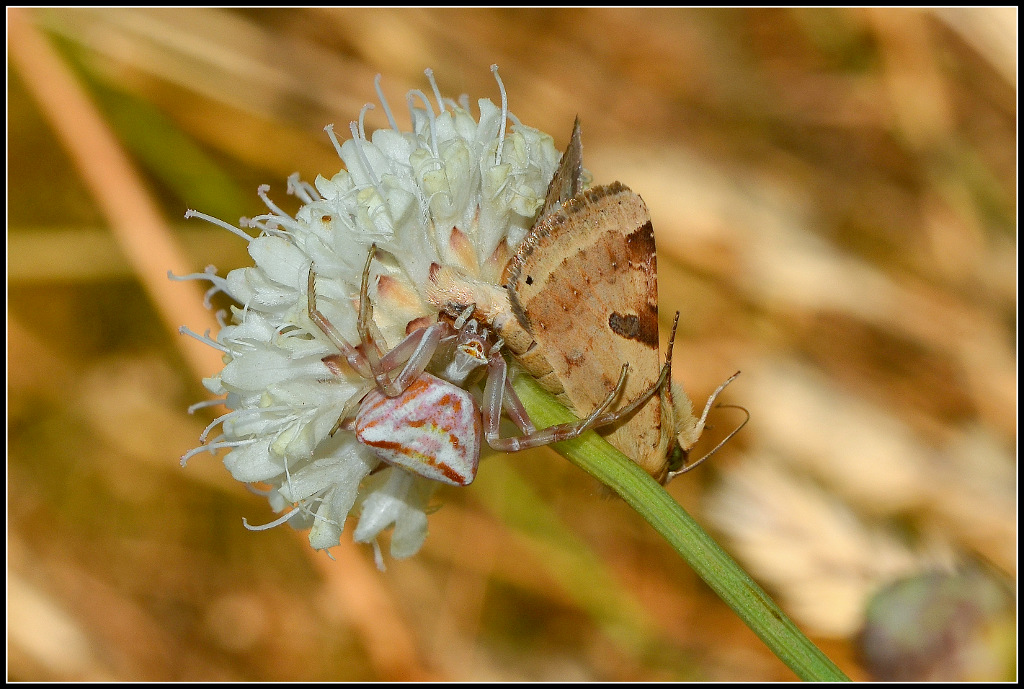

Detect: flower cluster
[178, 67, 561, 562]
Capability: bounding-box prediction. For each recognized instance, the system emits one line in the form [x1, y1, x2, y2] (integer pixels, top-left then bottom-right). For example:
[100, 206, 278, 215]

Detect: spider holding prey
[306, 246, 669, 486]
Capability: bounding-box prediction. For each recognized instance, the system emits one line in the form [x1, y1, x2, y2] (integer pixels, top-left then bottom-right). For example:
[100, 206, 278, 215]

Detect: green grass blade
[512, 371, 850, 682]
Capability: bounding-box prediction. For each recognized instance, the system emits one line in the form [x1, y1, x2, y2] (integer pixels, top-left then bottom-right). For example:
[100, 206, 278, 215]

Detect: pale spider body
[355, 372, 482, 486]
[308, 247, 665, 486]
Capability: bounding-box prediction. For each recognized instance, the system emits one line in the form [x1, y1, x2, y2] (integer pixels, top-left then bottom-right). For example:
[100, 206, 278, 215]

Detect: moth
[427, 119, 740, 483]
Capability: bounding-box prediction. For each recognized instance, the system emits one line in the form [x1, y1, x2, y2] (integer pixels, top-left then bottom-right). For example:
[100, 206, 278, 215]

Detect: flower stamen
[178, 325, 228, 352]
[180, 435, 255, 466]
[324, 123, 346, 159]
[257, 184, 292, 221]
[374, 73, 400, 131]
[491, 64, 508, 166]
[242, 213, 298, 240]
[357, 103, 375, 141]
[287, 173, 321, 204]
[243, 507, 300, 531]
[178, 67, 562, 561]
[184, 209, 254, 243]
[347, 121, 383, 192]
[407, 90, 440, 158]
[424, 68, 445, 114]
[187, 398, 225, 415]
[167, 265, 231, 308]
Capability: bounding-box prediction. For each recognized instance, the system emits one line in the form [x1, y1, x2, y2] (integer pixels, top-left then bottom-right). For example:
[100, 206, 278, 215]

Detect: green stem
[512, 372, 849, 682]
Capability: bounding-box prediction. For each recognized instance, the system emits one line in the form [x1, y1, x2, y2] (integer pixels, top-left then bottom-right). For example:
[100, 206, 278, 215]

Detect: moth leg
[308, 263, 371, 379]
[483, 354, 630, 452]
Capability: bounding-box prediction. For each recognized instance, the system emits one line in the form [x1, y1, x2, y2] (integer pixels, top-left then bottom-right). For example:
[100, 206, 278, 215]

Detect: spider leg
[501, 374, 537, 435]
[307, 264, 371, 379]
[328, 382, 373, 436]
[483, 351, 631, 452]
[352, 245, 454, 397]
[583, 311, 679, 429]
[376, 320, 455, 396]
[355, 246, 386, 385]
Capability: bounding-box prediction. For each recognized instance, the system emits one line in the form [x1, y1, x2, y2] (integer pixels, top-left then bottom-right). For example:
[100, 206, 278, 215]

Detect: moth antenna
[668, 401, 749, 479]
[693, 370, 741, 438]
[568, 116, 582, 198]
[663, 311, 681, 390]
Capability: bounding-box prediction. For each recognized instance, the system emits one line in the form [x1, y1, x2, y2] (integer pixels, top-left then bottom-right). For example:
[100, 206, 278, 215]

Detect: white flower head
[177, 67, 561, 562]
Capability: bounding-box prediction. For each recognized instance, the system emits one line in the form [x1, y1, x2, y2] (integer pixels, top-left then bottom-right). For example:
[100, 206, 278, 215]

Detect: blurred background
[7, 8, 1016, 681]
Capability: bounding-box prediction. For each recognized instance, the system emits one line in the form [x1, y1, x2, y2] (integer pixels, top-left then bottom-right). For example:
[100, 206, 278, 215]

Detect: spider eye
[459, 342, 486, 362]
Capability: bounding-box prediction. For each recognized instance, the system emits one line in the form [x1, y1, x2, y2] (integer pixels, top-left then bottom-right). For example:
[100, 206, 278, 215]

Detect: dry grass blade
[8, 7, 431, 682]
[8, 8, 220, 379]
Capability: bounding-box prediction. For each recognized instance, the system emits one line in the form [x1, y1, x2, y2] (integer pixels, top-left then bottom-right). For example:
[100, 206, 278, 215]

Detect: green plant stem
[512, 372, 850, 682]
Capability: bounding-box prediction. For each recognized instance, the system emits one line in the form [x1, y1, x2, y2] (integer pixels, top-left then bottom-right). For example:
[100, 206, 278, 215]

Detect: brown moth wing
[490, 117, 585, 397]
[539, 116, 583, 219]
[504, 183, 672, 481]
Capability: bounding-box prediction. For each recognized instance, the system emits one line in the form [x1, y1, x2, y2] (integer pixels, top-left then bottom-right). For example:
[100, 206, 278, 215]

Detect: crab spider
[307, 246, 669, 486]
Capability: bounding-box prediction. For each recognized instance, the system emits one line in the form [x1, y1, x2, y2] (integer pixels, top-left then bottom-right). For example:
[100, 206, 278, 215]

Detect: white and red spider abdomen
[355, 373, 482, 486]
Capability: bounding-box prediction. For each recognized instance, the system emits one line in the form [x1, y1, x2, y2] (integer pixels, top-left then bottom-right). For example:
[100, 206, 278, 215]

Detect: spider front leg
[309, 254, 452, 397]
[353, 246, 458, 397]
[482, 349, 631, 452]
[375, 320, 454, 394]
[307, 263, 372, 379]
